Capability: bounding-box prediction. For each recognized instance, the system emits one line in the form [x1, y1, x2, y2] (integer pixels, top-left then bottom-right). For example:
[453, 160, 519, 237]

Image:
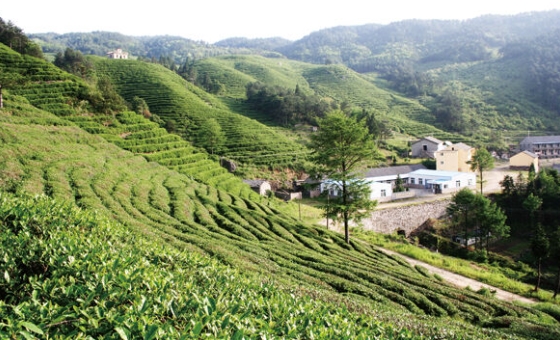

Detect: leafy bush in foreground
[0, 193, 415, 339]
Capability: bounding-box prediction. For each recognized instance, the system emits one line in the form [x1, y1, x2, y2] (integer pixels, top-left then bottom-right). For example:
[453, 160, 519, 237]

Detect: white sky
[3, 1, 560, 43]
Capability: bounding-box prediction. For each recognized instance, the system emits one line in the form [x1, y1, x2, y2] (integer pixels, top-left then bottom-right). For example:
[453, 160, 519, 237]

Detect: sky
[3, 1, 560, 43]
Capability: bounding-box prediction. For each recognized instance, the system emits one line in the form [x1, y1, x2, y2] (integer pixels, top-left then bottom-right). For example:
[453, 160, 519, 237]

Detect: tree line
[497, 167, 560, 295]
[245, 82, 332, 126]
[0, 17, 43, 58]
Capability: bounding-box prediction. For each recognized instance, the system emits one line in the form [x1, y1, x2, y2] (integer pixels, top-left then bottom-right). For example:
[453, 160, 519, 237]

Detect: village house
[242, 179, 272, 196]
[320, 179, 395, 203]
[107, 48, 129, 59]
[410, 136, 448, 158]
[435, 142, 475, 172]
[319, 165, 475, 202]
[519, 135, 560, 159]
[509, 150, 539, 172]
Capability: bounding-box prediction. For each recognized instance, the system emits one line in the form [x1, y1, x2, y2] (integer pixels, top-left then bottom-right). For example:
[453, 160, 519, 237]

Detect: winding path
[379, 247, 536, 305]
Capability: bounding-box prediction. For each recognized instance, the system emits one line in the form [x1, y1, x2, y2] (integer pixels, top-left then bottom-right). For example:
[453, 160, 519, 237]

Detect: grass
[3, 108, 560, 338]
[92, 57, 309, 168]
[3, 42, 560, 338]
[359, 231, 558, 303]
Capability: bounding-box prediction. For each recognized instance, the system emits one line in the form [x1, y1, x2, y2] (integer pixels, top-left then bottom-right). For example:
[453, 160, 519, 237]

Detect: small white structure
[407, 169, 476, 194]
[107, 48, 129, 59]
[320, 179, 393, 202]
[243, 179, 271, 196]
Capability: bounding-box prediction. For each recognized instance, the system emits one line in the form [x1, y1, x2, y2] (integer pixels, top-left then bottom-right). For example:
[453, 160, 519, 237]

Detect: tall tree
[310, 111, 378, 244]
[531, 224, 549, 292]
[197, 118, 225, 155]
[447, 188, 476, 247]
[54, 48, 92, 78]
[0, 17, 43, 58]
[523, 193, 543, 230]
[551, 227, 560, 299]
[448, 189, 509, 251]
[469, 147, 494, 194]
[472, 194, 509, 255]
[130, 96, 151, 118]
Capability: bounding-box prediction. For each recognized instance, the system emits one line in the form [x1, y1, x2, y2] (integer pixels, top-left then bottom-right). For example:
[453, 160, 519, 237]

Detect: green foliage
[245, 81, 330, 126]
[92, 57, 308, 168]
[4, 112, 559, 338]
[4, 34, 560, 338]
[0, 17, 43, 58]
[310, 111, 379, 243]
[0, 192, 418, 339]
[196, 118, 226, 155]
[447, 188, 509, 251]
[469, 147, 495, 194]
[53, 47, 93, 78]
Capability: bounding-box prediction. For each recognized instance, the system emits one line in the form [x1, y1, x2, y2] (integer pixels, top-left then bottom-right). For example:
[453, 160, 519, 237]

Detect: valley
[2, 12, 560, 339]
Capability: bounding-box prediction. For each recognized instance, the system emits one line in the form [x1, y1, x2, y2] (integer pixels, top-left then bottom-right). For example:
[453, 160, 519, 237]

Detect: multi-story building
[435, 142, 475, 172]
[520, 136, 560, 159]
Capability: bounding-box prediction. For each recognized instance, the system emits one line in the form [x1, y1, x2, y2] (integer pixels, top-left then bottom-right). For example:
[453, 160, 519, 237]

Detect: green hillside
[191, 55, 466, 143]
[3, 96, 560, 339]
[92, 57, 309, 169]
[28, 11, 560, 143]
[2, 41, 560, 338]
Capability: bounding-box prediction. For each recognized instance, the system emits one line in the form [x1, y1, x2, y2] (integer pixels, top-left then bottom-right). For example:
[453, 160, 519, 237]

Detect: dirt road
[379, 248, 536, 305]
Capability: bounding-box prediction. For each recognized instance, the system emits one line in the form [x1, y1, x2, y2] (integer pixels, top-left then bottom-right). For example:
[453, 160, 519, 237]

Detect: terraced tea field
[92, 58, 309, 168]
[2, 42, 560, 338]
[1, 108, 559, 339]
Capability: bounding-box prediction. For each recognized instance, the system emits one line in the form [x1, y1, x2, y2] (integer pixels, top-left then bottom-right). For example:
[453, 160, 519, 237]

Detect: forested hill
[275, 10, 560, 67]
[31, 10, 560, 69]
[29, 10, 560, 139]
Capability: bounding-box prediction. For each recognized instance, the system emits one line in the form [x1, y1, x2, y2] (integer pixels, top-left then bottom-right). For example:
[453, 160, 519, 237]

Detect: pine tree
[310, 111, 378, 244]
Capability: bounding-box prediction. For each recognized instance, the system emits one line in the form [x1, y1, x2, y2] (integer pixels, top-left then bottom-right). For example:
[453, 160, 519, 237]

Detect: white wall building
[407, 169, 476, 194]
[320, 179, 394, 202]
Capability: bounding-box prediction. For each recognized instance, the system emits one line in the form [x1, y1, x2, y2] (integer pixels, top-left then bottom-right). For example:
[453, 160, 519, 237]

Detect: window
[419, 178, 423, 185]
[444, 184, 448, 189]
[423, 144, 428, 151]
[456, 180, 461, 188]
[381, 189, 387, 197]
[410, 178, 415, 184]
[468, 179, 473, 186]
[440, 161, 444, 165]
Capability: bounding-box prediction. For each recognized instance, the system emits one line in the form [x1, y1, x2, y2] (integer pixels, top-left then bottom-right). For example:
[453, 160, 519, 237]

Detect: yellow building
[435, 143, 475, 172]
[509, 150, 539, 172]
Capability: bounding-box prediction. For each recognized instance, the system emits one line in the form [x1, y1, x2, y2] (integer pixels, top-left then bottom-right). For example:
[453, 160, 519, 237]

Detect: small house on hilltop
[510, 150, 539, 172]
[243, 179, 271, 196]
[107, 48, 129, 59]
